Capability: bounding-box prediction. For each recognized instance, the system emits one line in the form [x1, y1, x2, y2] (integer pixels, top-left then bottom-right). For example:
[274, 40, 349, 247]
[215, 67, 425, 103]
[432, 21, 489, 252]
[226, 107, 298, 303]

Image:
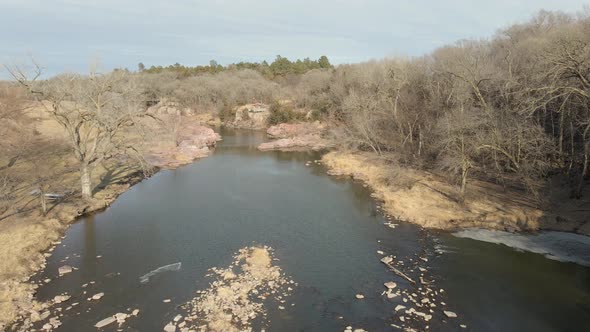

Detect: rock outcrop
[232, 103, 269, 129]
[258, 122, 333, 151]
[147, 99, 194, 116]
[146, 124, 221, 169]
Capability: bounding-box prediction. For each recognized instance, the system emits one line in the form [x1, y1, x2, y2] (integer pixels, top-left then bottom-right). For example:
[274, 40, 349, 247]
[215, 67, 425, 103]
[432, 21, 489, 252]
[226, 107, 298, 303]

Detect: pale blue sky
[1, 0, 588, 76]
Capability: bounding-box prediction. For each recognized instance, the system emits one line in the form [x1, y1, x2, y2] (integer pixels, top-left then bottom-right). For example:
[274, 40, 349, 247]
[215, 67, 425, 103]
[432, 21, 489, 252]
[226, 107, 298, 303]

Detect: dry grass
[322, 151, 548, 232]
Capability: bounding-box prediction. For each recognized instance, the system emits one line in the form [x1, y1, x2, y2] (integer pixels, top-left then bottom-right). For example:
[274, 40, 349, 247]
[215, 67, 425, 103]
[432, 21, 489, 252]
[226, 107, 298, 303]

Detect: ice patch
[453, 229, 590, 267]
[139, 262, 182, 284]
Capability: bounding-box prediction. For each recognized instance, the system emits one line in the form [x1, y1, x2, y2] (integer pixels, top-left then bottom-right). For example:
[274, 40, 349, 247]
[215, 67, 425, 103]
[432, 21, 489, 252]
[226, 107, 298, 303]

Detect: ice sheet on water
[453, 229, 590, 267]
[139, 262, 182, 284]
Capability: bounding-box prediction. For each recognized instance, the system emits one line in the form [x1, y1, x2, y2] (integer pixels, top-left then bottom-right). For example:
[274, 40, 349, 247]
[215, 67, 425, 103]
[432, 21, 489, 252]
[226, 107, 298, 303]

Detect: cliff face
[232, 104, 270, 130]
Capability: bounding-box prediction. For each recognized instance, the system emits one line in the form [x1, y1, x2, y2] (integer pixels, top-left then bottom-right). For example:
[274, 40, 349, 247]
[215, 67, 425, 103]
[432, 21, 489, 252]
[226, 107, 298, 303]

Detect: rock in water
[380, 256, 394, 264]
[58, 265, 72, 275]
[444, 310, 457, 318]
[91, 292, 104, 300]
[53, 295, 70, 304]
[355, 294, 365, 299]
[384, 282, 397, 289]
[163, 323, 176, 332]
[395, 305, 406, 311]
[95, 316, 116, 328]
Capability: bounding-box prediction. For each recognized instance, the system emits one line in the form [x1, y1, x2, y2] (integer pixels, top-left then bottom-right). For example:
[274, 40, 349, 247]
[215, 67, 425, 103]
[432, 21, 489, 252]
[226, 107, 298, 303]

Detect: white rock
[53, 295, 70, 304]
[163, 323, 176, 332]
[173, 315, 182, 322]
[384, 282, 397, 289]
[115, 313, 128, 320]
[42, 323, 52, 330]
[460, 324, 467, 328]
[163, 299, 171, 303]
[355, 294, 365, 299]
[91, 292, 104, 300]
[395, 305, 406, 311]
[58, 265, 72, 275]
[132, 309, 139, 316]
[377, 250, 384, 255]
[444, 310, 457, 318]
[380, 256, 394, 264]
[95, 316, 116, 328]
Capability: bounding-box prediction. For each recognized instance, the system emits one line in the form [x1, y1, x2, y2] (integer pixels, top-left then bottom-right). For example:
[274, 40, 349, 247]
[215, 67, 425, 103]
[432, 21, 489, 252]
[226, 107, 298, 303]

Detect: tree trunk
[39, 186, 47, 215]
[80, 164, 93, 199]
[576, 141, 589, 198]
[461, 166, 469, 197]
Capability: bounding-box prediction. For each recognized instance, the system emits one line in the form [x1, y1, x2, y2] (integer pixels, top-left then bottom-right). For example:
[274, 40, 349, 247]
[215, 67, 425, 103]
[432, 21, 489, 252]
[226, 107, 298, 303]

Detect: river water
[31, 129, 590, 331]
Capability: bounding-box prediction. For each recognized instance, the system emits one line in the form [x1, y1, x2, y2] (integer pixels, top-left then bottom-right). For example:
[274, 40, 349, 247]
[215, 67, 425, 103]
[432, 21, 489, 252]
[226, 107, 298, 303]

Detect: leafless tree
[6, 62, 145, 199]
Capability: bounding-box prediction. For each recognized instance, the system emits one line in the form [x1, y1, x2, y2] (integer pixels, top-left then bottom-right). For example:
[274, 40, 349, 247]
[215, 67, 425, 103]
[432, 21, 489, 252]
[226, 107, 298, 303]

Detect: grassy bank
[321, 151, 590, 235]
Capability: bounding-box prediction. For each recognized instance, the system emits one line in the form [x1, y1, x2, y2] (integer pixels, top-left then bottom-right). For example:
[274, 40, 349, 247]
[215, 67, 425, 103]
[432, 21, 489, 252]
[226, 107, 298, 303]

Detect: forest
[2, 9, 589, 213]
[134, 10, 590, 200]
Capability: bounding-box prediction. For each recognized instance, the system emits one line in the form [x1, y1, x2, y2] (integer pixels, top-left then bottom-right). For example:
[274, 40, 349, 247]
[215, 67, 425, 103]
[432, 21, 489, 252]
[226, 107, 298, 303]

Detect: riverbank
[321, 151, 590, 235]
[0, 109, 221, 330]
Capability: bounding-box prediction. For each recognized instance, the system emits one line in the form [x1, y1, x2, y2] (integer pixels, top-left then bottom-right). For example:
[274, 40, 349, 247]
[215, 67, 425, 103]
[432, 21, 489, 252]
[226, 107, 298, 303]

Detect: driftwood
[381, 260, 416, 285]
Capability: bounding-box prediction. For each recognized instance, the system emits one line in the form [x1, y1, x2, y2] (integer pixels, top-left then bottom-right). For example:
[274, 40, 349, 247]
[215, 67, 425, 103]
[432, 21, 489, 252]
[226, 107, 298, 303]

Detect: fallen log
[381, 260, 416, 285]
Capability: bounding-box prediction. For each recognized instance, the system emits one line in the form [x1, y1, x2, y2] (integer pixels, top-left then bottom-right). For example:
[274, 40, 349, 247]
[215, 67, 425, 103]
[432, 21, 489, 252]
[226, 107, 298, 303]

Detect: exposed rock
[163, 323, 176, 332]
[132, 309, 139, 316]
[395, 305, 406, 312]
[384, 282, 397, 289]
[95, 316, 116, 328]
[53, 295, 70, 304]
[266, 122, 324, 139]
[179, 246, 294, 332]
[173, 315, 182, 322]
[258, 134, 332, 152]
[232, 103, 270, 129]
[444, 310, 457, 318]
[380, 256, 394, 264]
[91, 292, 104, 300]
[147, 99, 195, 117]
[355, 294, 365, 299]
[146, 124, 221, 169]
[58, 265, 72, 275]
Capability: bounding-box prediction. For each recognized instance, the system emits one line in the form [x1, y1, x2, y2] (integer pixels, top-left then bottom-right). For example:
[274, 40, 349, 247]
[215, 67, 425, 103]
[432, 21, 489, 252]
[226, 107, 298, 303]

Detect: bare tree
[7, 63, 144, 199]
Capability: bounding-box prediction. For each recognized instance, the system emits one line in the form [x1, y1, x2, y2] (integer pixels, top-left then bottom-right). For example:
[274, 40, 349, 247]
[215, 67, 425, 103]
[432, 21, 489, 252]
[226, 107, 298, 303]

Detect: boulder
[58, 265, 72, 275]
[164, 323, 177, 332]
[384, 282, 397, 289]
[444, 310, 457, 318]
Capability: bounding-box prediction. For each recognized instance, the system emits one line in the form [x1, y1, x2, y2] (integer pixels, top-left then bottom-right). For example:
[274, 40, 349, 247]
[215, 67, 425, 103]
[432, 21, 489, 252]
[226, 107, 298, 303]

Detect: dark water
[32, 129, 590, 331]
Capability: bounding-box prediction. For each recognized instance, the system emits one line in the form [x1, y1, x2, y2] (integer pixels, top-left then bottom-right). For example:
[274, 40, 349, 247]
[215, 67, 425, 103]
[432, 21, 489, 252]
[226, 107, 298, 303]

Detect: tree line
[138, 55, 332, 79]
[2, 9, 589, 218]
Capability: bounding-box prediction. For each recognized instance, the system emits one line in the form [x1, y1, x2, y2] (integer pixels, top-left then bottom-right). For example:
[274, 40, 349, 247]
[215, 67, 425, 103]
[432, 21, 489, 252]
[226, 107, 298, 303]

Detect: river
[31, 128, 590, 331]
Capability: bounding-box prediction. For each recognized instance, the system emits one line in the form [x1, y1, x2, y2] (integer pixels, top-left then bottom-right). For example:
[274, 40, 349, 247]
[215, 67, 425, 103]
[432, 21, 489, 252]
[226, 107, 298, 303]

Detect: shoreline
[0, 133, 220, 331]
[320, 150, 590, 236]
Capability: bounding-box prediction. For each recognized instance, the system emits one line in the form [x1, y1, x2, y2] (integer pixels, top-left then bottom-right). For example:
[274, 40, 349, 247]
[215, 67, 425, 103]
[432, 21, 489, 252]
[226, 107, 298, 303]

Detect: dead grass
[322, 151, 550, 232]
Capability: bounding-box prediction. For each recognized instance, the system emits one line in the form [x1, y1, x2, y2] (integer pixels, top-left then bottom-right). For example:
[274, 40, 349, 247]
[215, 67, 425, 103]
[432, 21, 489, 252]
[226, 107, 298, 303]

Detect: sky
[0, 0, 588, 77]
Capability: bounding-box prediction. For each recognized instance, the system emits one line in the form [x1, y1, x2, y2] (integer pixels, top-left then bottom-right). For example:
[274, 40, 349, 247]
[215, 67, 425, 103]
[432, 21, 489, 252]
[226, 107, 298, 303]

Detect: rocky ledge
[258, 122, 333, 151]
[146, 124, 221, 169]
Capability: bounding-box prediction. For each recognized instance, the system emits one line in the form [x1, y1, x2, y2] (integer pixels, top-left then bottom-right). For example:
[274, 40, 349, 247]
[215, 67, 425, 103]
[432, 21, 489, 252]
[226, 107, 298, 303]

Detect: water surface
[32, 128, 590, 331]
